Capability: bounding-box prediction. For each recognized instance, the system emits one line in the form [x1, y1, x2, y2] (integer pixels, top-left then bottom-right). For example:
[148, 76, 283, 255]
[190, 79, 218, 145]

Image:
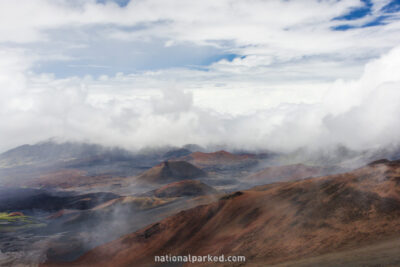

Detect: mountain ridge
[46, 159, 400, 266]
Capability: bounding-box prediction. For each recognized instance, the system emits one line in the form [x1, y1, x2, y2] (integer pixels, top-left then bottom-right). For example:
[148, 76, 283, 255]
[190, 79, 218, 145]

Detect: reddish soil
[177, 151, 257, 169]
[147, 180, 218, 198]
[136, 161, 206, 184]
[43, 160, 400, 267]
[26, 169, 124, 189]
[247, 163, 323, 183]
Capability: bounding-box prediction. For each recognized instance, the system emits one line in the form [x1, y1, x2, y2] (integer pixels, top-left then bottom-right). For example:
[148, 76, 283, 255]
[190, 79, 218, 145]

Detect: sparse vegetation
[0, 212, 30, 223]
[0, 212, 45, 232]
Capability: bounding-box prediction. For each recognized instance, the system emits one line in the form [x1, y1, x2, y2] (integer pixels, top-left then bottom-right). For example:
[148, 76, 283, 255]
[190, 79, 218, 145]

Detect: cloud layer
[1, 0, 400, 152]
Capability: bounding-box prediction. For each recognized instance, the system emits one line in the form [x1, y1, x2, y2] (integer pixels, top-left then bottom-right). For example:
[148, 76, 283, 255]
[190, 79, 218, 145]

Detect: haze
[1, 0, 400, 153]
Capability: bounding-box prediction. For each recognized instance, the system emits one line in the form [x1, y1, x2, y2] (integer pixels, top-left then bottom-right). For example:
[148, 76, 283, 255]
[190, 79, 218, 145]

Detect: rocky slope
[46, 159, 400, 266]
[177, 150, 258, 170]
[143, 180, 218, 198]
[136, 161, 207, 184]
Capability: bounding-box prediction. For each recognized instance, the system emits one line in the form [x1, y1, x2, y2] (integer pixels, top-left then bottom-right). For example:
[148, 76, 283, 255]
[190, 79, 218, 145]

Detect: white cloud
[1, 45, 399, 153]
[0, 0, 400, 153]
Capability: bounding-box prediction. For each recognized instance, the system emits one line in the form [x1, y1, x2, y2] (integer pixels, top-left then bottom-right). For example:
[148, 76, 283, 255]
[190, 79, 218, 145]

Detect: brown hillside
[44, 160, 400, 266]
[177, 150, 257, 169]
[247, 163, 323, 184]
[144, 180, 218, 198]
[25, 169, 126, 190]
[136, 161, 206, 184]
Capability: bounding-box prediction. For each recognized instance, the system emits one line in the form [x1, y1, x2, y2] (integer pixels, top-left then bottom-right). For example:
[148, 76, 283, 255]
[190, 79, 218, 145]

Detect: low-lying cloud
[1, 0, 400, 153]
[1, 45, 400, 153]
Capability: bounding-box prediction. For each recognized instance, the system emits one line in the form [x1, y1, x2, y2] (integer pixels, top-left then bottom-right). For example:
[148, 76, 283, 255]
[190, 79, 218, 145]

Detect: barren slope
[43, 159, 400, 266]
[136, 161, 206, 184]
[143, 180, 218, 198]
[177, 151, 258, 170]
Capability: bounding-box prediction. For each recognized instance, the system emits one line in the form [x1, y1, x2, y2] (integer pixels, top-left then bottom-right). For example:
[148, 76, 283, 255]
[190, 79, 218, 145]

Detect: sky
[1, 0, 400, 153]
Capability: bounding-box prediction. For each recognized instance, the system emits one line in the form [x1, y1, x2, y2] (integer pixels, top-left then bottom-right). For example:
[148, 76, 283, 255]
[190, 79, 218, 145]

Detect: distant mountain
[0, 141, 203, 170]
[136, 161, 206, 184]
[143, 180, 218, 198]
[60, 159, 400, 267]
[0, 141, 145, 176]
[246, 163, 333, 184]
[182, 144, 205, 152]
[275, 145, 400, 170]
[176, 150, 258, 170]
[0, 141, 116, 168]
[162, 148, 192, 160]
[0, 141, 205, 188]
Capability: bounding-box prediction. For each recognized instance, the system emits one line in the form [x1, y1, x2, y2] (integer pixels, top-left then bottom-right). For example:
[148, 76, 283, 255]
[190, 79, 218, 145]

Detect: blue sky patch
[332, 15, 388, 31]
[332, 24, 355, 31]
[333, 0, 372, 21]
[381, 0, 400, 13]
[32, 39, 239, 78]
[363, 16, 388, 27]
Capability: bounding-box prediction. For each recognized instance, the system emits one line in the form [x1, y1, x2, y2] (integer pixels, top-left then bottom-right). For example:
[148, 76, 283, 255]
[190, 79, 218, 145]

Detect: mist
[3, 2, 400, 267]
[0, 45, 399, 154]
[1, 0, 400, 155]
